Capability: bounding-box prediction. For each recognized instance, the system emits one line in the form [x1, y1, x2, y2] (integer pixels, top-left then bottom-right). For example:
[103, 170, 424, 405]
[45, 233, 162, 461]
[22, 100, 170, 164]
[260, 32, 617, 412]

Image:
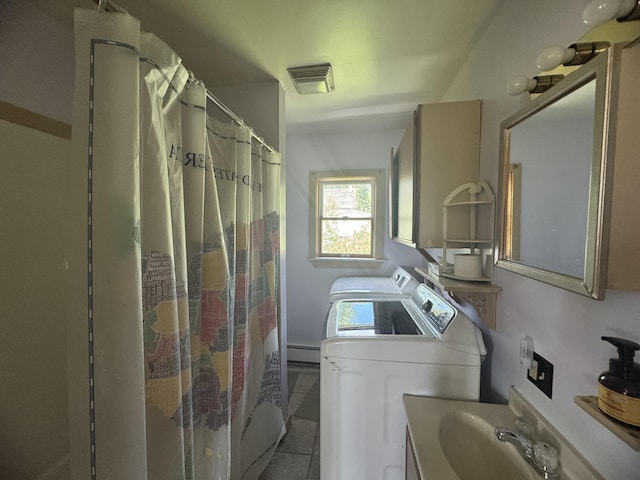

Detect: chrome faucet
[494, 417, 559, 479]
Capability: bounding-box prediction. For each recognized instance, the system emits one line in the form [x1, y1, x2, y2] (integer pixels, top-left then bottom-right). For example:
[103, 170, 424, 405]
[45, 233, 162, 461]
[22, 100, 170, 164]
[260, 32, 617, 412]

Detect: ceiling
[35, 0, 505, 132]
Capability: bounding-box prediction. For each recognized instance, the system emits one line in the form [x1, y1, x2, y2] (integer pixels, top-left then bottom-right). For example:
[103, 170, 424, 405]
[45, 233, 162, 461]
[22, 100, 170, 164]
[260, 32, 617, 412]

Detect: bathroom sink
[403, 387, 604, 480]
[438, 411, 535, 480]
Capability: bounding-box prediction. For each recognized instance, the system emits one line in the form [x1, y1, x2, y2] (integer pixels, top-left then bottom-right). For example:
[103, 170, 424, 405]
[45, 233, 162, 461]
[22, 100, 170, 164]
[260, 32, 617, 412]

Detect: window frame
[309, 169, 386, 267]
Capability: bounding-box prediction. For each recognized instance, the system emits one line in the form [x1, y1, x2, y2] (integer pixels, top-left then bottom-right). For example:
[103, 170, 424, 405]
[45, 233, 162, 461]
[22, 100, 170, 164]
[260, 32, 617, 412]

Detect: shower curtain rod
[93, 0, 126, 13]
[91, 0, 276, 153]
[205, 90, 275, 153]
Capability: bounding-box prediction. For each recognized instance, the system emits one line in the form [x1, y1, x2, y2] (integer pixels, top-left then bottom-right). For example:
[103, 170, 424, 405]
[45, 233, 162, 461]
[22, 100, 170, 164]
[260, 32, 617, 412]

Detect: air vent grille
[287, 63, 335, 95]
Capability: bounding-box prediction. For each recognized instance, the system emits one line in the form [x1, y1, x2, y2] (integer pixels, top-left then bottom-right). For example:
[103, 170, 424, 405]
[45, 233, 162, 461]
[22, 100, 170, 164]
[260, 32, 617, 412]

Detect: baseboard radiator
[287, 344, 320, 364]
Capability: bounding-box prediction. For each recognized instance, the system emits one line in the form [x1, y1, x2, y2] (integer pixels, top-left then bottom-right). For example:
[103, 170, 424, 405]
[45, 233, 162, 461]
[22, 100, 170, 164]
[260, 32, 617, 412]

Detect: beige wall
[0, 118, 71, 479]
[1, 3, 73, 478]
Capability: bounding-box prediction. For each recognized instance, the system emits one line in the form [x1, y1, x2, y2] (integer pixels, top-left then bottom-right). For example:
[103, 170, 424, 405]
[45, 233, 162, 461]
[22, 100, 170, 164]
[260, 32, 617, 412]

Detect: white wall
[214, 81, 285, 152]
[442, 1, 640, 478]
[285, 128, 428, 359]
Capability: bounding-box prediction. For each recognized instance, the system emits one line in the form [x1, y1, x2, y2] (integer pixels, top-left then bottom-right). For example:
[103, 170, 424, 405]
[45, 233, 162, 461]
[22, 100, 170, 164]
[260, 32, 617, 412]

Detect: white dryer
[328, 265, 421, 302]
[320, 284, 486, 480]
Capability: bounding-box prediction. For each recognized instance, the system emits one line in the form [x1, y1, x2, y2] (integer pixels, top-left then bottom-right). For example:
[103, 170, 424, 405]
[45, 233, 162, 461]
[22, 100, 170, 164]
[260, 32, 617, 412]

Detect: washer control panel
[410, 284, 456, 334]
[390, 267, 419, 294]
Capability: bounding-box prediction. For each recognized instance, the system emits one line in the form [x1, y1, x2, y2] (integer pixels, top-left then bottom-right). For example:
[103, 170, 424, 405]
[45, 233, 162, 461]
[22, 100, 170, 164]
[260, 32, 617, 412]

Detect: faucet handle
[515, 416, 534, 436]
[533, 441, 559, 476]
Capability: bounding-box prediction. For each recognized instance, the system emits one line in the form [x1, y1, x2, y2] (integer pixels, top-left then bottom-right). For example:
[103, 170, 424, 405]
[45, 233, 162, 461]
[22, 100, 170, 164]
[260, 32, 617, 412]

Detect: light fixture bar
[583, 0, 640, 26]
[537, 42, 609, 71]
[506, 75, 564, 96]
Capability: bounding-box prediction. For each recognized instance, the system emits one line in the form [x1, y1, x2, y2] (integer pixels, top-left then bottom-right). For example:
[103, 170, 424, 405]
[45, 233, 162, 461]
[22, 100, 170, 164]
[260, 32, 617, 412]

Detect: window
[309, 169, 385, 266]
[319, 179, 373, 256]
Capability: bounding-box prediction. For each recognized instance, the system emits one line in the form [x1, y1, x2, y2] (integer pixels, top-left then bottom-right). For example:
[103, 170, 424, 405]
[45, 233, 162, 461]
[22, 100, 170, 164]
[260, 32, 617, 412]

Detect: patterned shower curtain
[69, 8, 284, 480]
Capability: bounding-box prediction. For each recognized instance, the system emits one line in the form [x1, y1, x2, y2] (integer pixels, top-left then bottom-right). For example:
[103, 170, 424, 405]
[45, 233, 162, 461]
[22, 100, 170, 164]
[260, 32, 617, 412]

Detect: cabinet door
[391, 114, 417, 246]
[415, 100, 481, 248]
[405, 428, 422, 480]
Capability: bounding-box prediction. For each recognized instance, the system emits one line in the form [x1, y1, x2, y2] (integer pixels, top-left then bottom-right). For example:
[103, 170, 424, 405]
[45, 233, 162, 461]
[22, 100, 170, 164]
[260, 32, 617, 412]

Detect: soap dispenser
[597, 336, 640, 427]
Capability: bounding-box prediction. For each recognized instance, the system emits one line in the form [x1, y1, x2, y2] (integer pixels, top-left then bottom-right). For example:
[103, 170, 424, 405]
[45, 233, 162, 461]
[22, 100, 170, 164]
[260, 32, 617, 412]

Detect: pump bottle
[597, 336, 640, 427]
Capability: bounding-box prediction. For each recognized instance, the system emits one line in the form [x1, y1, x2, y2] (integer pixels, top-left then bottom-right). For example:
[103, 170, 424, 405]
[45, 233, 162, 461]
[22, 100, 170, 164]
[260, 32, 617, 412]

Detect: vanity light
[506, 74, 564, 96]
[582, 0, 640, 26]
[536, 42, 609, 71]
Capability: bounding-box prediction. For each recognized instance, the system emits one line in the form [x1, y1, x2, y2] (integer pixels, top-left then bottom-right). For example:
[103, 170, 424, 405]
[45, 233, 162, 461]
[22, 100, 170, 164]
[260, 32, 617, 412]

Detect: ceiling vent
[287, 63, 335, 95]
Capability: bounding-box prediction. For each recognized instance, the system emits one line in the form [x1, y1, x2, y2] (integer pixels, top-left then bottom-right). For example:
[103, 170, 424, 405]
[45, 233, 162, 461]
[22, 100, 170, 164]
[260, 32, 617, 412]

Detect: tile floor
[259, 362, 321, 480]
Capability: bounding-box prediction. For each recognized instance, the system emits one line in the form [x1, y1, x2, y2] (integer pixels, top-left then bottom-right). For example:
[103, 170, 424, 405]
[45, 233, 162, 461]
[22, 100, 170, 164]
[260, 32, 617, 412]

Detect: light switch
[527, 352, 553, 399]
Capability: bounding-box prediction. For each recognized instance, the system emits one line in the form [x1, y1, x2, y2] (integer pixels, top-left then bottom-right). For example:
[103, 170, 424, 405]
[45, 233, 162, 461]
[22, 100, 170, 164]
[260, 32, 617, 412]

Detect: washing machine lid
[325, 284, 484, 348]
[330, 298, 436, 338]
[328, 266, 420, 301]
[323, 284, 486, 362]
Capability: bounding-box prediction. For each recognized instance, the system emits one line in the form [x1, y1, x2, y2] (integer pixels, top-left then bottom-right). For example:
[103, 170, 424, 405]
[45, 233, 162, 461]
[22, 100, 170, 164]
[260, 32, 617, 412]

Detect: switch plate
[527, 352, 553, 399]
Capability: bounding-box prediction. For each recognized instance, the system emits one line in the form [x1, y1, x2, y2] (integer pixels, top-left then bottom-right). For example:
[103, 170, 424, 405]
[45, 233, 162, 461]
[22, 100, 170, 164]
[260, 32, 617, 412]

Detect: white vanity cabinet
[405, 428, 422, 480]
[391, 100, 481, 248]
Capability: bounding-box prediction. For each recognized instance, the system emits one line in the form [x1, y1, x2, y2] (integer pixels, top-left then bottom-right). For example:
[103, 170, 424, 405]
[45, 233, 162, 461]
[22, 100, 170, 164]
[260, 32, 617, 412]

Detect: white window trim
[309, 169, 386, 268]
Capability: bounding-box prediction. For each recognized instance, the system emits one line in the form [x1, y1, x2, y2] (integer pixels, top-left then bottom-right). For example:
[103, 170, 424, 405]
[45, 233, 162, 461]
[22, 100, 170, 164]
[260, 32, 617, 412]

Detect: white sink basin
[438, 410, 536, 480]
[403, 387, 604, 480]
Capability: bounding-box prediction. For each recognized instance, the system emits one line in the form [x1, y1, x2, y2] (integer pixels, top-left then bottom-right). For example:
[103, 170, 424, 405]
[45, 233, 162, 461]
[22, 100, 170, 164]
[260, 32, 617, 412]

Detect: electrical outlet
[527, 352, 553, 399]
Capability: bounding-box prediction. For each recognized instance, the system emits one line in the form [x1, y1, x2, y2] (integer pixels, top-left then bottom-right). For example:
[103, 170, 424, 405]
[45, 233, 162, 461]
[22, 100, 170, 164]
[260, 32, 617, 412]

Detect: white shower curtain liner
[69, 8, 284, 479]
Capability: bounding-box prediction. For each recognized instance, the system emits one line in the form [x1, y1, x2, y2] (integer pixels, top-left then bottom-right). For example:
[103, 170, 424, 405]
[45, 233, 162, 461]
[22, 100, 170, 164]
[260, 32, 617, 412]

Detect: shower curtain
[69, 8, 284, 479]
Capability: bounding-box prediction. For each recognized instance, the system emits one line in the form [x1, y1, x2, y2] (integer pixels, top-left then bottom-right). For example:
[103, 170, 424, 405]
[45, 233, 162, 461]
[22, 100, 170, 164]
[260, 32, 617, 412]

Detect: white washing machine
[328, 265, 421, 303]
[320, 284, 486, 480]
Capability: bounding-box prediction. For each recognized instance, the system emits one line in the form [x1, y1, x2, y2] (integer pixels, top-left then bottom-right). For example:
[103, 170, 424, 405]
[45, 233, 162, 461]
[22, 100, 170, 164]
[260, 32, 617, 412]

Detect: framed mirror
[496, 47, 618, 299]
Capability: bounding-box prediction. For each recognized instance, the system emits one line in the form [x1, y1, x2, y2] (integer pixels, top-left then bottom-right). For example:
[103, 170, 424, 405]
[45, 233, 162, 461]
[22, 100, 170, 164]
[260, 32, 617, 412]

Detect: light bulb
[536, 46, 576, 71]
[506, 76, 537, 96]
[582, 0, 637, 26]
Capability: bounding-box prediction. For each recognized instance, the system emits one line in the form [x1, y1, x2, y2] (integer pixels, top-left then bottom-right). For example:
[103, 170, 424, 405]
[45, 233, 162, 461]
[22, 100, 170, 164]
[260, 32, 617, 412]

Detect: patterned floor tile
[259, 451, 310, 480]
[278, 417, 317, 455]
[263, 363, 320, 480]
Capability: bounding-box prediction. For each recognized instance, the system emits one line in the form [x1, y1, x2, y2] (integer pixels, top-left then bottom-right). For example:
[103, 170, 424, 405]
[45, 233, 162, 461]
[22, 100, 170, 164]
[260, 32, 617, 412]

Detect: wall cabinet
[391, 100, 481, 248]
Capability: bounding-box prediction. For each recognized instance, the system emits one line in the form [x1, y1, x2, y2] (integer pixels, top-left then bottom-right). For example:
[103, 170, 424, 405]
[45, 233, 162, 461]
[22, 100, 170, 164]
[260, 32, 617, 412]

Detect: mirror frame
[496, 47, 620, 299]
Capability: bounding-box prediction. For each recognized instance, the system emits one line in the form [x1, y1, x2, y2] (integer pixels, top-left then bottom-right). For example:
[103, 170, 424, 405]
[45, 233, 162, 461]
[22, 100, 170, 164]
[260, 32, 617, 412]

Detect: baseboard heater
[287, 344, 320, 364]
